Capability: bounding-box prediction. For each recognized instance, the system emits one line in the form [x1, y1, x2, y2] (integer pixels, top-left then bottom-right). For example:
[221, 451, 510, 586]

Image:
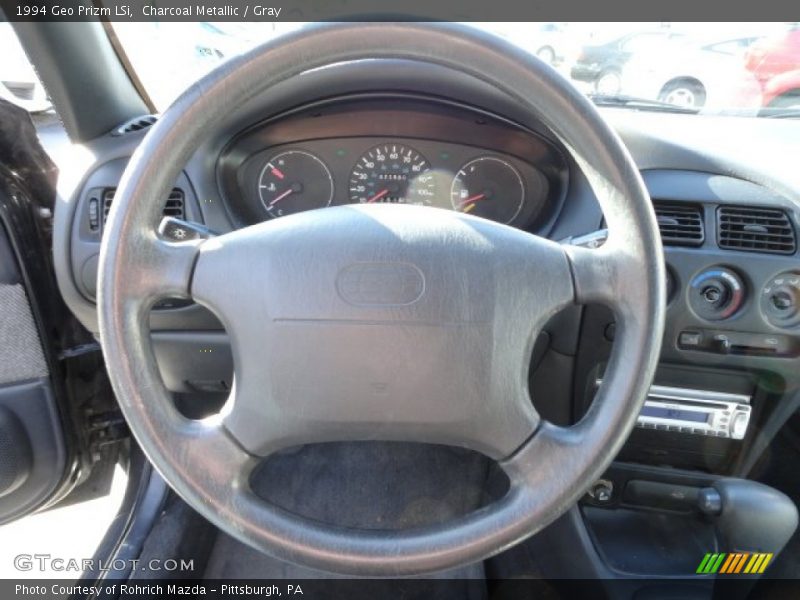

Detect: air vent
[718, 205, 796, 255]
[101, 188, 185, 228]
[163, 189, 186, 218]
[653, 202, 704, 246]
[111, 115, 158, 136]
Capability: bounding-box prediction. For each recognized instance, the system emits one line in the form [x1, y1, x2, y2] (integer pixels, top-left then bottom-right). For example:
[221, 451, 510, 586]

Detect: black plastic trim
[78, 446, 167, 592]
[12, 21, 149, 142]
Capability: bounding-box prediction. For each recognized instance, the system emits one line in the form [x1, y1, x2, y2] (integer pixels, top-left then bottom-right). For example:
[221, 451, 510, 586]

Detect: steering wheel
[98, 23, 665, 576]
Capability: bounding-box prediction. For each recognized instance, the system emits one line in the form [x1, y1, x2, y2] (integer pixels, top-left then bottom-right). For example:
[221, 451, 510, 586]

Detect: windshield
[0, 22, 52, 114]
[110, 22, 799, 115]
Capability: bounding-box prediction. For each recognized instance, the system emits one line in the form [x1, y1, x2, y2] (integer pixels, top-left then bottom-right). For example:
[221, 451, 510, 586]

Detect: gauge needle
[269, 188, 294, 207]
[458, 193, 486, 209]
[367, 189, 389, 203]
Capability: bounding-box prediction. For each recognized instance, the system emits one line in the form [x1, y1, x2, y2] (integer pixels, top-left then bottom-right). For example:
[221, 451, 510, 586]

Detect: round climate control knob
[688, 268, 745, 321]
[761, 271, 800, 328]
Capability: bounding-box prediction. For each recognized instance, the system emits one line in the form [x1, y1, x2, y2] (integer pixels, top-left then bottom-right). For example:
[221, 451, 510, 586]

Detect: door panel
[0, 220, 67, 524]
[0, 282, 48, 383]
[0, 380, 66, 523]
[0, 98, 116, 525]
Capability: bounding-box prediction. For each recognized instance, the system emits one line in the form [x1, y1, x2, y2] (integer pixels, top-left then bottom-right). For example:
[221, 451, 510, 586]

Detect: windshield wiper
[758, 107, 800, 119]
[589, 93, 700, 114]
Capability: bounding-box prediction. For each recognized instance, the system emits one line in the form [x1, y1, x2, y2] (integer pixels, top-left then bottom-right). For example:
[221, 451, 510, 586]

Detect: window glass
[112, 22, 799, 115]
[0, 22, 52, 113]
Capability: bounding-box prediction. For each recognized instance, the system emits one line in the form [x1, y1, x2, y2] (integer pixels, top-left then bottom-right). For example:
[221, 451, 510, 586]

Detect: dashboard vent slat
[717, 205, 796, 255]
[652, 202, 704, 247]
[112, 114, 158, 136]
[101, 188, 185, 228]
[163, 189, 186, 218]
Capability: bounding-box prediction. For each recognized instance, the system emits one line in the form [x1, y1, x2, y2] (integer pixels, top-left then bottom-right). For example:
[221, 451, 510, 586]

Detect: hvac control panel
[673, 264, 800, 359]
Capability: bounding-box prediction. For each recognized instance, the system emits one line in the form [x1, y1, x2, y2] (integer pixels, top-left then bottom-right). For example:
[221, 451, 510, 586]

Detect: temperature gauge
[450, 156, 525, 224]
[258, 150, 334, 218]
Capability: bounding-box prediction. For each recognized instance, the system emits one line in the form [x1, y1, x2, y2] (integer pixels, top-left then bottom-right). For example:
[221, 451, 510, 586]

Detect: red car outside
[745, 25, 800, 108]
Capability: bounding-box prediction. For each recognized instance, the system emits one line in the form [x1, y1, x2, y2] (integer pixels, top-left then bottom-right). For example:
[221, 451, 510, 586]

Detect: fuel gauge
[450, 156, 525, 225]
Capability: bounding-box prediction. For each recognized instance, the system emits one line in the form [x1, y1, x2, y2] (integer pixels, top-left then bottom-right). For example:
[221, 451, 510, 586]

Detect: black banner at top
[0, 0, 797, 22]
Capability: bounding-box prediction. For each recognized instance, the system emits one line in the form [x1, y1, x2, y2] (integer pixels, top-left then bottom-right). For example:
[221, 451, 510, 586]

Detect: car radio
[596, 381, 751, 440]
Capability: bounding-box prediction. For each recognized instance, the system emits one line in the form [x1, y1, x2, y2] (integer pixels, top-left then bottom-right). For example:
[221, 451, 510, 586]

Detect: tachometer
[450, 156, 525, 224]
[258, 150, 334, 218]
[349, 144, 436, 205]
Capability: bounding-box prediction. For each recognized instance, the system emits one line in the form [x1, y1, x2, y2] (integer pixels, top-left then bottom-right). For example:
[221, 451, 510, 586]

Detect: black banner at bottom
[4, 578, 800, 600]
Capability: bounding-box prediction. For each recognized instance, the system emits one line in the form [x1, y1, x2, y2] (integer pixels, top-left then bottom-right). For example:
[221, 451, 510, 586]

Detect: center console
[552, 170, 800, 584]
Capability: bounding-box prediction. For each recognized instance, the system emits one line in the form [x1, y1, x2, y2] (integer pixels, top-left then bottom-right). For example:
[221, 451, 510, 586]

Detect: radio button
[731, 413, 749, 439]
[679, 331, 703, 347]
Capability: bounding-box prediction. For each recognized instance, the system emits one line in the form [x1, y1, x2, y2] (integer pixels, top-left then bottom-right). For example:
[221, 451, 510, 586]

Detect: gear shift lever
[702, 479, 797, 556]
[698, 480, 797, 600]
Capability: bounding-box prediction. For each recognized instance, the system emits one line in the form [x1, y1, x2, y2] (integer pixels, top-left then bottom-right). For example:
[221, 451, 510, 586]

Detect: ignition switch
[588, 479, 614, 504]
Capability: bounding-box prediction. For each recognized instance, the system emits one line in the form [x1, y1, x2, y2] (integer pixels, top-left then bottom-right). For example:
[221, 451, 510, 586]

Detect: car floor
[205, 442, 491, 584]
[134, 443, 507, 598]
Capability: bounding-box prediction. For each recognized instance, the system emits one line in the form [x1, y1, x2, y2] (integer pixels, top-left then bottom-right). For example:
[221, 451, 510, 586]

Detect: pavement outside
[0, 466, 127, 579]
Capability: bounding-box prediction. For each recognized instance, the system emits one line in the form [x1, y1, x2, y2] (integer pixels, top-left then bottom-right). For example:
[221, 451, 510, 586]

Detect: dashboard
[53, 60, 800, 483]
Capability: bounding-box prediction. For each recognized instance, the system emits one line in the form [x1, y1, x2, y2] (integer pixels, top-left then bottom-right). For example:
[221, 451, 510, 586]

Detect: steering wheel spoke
[564, 242, 642, 307]
[100, 225, 203, 305]
[145, 235, 204, 300]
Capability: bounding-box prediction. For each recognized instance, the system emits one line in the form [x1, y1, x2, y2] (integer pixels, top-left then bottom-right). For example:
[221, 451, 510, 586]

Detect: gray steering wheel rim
[98, 23, 665, 576]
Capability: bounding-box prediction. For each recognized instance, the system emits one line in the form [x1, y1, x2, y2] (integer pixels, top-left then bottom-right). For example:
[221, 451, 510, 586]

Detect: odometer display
[349, 144, 436, 205]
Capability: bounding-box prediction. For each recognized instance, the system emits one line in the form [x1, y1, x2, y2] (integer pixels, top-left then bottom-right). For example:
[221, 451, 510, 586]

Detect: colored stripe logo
[697, 553, 773, 574]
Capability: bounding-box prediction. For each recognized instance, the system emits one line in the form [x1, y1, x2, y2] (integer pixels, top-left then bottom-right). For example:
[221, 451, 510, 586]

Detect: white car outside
[621, 37, 764, 110]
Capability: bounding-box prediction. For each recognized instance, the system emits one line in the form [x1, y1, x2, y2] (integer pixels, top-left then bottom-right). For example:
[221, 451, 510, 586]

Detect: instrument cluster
[247, 138, 549, 228]
[219, 98, 569, 232]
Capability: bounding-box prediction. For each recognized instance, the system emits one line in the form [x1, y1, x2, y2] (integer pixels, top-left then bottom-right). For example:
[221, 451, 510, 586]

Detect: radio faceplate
[596, 381, 751, 440]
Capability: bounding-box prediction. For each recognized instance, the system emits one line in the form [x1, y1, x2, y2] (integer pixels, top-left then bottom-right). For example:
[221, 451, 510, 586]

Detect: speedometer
[349, 144, 436, 205]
